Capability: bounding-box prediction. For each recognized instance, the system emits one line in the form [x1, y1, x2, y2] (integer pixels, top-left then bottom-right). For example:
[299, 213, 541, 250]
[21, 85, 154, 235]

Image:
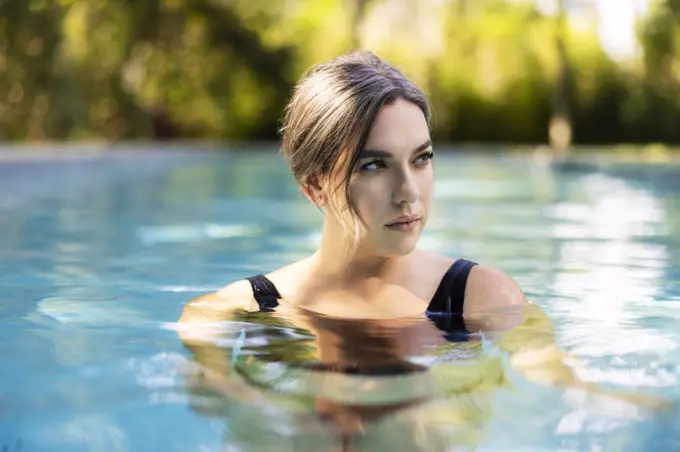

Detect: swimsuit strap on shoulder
[246, 274, 281, 312]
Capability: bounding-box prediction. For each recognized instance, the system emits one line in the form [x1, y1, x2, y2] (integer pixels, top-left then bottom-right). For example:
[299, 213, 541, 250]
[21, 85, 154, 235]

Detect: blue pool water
[1, 147, 679, 451]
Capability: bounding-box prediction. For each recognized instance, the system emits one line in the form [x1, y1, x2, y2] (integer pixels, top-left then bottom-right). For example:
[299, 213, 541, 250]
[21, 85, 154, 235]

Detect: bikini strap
[245, 275, 281, 312]
[427, 258, 478, 315]
[425, 259, 478, 342]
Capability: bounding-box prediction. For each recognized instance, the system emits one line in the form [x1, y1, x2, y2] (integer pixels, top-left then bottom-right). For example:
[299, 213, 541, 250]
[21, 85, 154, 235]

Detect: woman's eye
[358, 160, 386, 172]
[414, 150, 435, 165]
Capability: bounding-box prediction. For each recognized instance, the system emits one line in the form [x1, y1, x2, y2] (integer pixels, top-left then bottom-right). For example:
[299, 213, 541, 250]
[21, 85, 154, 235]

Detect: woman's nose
[392, 170, 420, 205]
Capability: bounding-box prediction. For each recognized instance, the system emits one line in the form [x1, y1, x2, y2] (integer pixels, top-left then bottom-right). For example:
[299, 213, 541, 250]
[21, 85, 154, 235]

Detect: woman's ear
[300, 174, 327, 207]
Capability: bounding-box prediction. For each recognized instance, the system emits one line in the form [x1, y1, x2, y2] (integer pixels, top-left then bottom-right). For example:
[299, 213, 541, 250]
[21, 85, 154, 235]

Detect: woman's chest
[283, 283, 432, 320]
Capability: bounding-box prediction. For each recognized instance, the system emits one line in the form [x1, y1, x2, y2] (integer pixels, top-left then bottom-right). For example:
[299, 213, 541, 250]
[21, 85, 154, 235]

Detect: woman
[178, 50, 670, 449]
[180, 49, 524, 328]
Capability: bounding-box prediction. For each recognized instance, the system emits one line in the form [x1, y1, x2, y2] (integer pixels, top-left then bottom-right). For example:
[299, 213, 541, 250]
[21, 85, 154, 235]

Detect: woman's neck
[309, 221, 410, 284]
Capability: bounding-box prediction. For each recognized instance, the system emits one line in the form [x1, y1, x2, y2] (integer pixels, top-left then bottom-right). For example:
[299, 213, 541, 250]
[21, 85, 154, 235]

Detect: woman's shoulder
[463, 261, 527, 315]
[179, 258, 312, 323]
[178, 280, 259, 324]
[421, 250, 526, 314]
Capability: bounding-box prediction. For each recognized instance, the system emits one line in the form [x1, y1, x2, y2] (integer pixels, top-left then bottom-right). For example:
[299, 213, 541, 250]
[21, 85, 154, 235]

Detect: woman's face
[326, 98, 434, 257]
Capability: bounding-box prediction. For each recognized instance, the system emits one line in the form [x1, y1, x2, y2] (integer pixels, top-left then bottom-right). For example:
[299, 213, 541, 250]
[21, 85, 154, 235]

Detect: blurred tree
[350, 0, 372, 49]
[548, 0, 573, 152]
[0, 0, 65, 140]
[634, 0, 680, 143]
[1, 0, 679, 145]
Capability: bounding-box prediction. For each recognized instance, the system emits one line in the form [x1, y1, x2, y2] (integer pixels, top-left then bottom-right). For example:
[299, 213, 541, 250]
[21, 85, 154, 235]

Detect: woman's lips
[385, 218, 420, 232]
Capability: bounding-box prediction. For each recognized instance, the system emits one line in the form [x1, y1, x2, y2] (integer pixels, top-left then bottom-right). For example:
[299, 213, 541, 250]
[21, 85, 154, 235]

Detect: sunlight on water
[35, 296, 144, 325]
[1, 150, 680, 451]
[542, 172, 680, 395]
[136, 224, 263, 245]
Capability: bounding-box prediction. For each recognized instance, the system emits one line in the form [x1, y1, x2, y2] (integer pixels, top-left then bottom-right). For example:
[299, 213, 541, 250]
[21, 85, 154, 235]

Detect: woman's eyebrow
[358, 140, 432, 159]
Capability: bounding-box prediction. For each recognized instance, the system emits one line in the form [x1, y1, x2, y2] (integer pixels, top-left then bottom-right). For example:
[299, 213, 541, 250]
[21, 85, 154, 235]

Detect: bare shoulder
[178, 279, 257, 324]
[464, 263, 527, 315]
[178, 257, 311, 325]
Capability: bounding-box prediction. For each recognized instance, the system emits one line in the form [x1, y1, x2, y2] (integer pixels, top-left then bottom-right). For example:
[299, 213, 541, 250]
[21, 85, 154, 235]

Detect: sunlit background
[1, 0, 679, 147]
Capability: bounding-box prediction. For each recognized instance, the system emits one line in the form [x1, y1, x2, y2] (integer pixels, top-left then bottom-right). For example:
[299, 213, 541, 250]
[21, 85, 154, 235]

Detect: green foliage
[1, 0, 680, 144]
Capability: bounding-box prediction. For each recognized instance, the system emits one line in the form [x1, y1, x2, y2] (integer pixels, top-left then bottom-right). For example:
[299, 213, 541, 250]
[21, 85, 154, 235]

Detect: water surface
[1, 148, 679, 451]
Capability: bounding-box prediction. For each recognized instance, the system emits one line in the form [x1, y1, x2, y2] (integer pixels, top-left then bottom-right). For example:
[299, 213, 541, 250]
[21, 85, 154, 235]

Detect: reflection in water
[175, 302, 666, 451]
[178, 313, 494, 450]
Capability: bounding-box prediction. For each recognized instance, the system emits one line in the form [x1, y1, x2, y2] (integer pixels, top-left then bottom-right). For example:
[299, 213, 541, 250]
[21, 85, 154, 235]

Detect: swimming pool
[1, 147, 679, 451]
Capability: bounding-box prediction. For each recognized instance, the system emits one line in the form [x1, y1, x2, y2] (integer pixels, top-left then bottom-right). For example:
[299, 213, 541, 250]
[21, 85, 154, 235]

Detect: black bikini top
[245, 259, 478, 341]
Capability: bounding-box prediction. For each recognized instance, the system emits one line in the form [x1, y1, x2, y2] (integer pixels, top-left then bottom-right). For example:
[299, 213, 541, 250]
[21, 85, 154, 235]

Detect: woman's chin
[380, 236, 421, 257]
